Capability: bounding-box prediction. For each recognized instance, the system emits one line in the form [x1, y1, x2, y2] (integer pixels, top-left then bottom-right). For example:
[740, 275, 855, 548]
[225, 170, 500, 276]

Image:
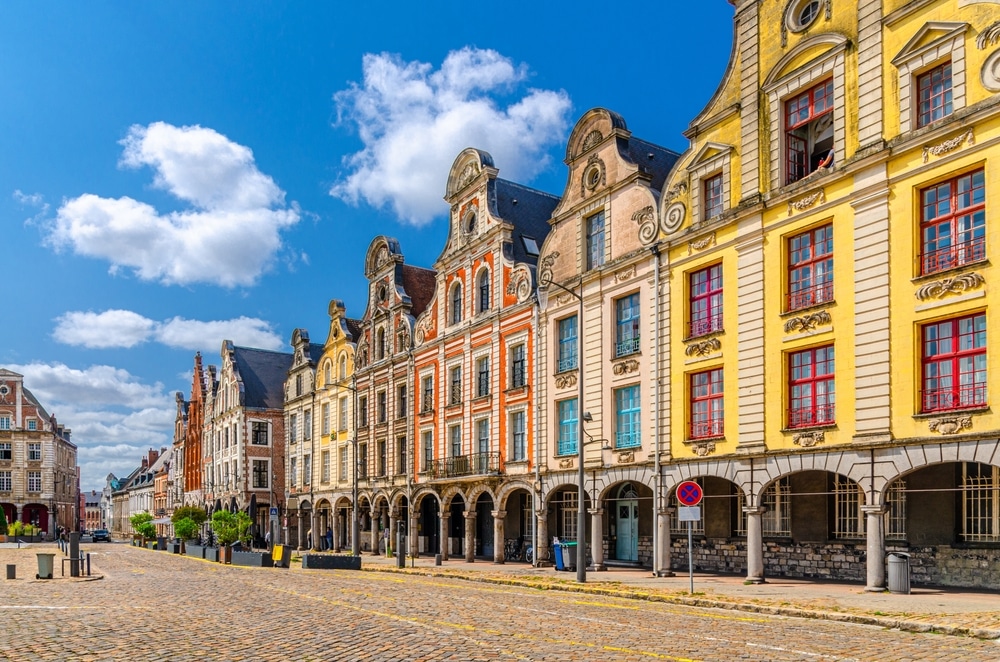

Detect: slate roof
[345, 318, 363, 342]
[307, 343, 325, 365]
[233, 346, 294, 410]
[621, 136, 681, 192]
[490, 179, 559, 265]
[401, 265, 437, 317]
[21, 387, 51, 422]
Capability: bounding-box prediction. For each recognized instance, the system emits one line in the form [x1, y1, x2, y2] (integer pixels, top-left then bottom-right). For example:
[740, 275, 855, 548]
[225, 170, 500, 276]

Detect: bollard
[5, 564, 14, 580]
[435, 554, 442, 566]
[69, 532, 80, 577]
[86, 553, 91, 577]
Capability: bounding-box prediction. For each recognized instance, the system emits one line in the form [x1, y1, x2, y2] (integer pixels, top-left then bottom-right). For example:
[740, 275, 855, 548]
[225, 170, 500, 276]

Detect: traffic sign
[270, 507, 278, 516]
[676, 481, 703, 506]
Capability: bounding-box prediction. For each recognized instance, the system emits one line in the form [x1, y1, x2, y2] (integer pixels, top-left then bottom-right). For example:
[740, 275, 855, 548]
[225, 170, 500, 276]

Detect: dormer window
[785, 79, 834, 184]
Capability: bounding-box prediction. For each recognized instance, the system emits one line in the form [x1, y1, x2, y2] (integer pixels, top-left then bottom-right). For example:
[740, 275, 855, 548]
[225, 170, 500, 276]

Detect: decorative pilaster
[736, 218, 766, 449]
[464, 511, 476, 563]
[388, 513, 397, 557]
[440, 514, 450, 561]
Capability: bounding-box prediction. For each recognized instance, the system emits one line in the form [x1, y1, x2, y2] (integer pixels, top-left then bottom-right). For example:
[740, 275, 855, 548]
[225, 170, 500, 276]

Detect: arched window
[451, 283, 463, 325]
[339, 355, 347, 380]
[376, 328, 386, 360]
[478, 269, 490, 313]
[324, 361, 332, 384]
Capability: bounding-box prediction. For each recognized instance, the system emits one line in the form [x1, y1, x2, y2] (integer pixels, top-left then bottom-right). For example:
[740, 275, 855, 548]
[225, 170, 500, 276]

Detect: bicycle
[523, 543, 533, 564]
[503, 538, 521, 562]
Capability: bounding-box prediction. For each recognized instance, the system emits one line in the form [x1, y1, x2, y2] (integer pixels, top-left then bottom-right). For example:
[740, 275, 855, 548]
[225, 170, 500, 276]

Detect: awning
[151, 518, 171, 525]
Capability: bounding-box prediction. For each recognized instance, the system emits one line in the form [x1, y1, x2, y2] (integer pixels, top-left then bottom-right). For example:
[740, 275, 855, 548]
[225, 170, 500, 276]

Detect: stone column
[440, 513, 450, 561]
[312, 511, 321, 551]
[589, 508, 605, 571]
[334, 512, 343, 552]
[370, 508, 379, 556]
[409, 511, 419, 558]
[864, 505, 886, 592]
[656, 506, 675, 577]
[535, 508, 550, 566]
[492, 510, 506, 564]
[388, 512, 397, 557]
[297, 511, 306, 550]
[464, 511, 476, 563]
[744, 506, 765, 583]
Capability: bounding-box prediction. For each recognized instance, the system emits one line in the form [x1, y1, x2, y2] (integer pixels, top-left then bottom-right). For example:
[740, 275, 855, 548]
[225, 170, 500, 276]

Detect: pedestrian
[325, 526, 332, 551]
[307, 528, 312, 549]
[265, 529, 271, 549]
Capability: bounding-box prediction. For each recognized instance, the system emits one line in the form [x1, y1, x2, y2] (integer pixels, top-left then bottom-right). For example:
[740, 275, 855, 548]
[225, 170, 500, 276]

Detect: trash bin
[561, 541, 578, 571]
[36, 553, 55, 580]
[552, 542, 565, 571]
[887, 552, 910, 594]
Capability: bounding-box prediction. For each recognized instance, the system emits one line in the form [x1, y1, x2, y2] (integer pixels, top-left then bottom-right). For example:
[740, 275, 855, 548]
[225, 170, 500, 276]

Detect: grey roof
[307, 343, 325, 365]
[233, 346, 293, 410]
[620, 137, 681, 192]
[490, 179, 559, 265]
[345, 318, 363, 343]
[21, 387, 51, 422]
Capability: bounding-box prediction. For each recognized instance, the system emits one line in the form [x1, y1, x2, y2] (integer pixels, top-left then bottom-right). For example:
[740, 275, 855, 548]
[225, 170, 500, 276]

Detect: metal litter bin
[561, 541, 578, 571]
[887, 552, 910, 594]
[552, 542, 565, 571]
[36, 553, 55, 580]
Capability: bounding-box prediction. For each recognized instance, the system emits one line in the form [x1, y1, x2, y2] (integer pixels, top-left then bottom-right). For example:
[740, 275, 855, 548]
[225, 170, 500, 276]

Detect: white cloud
[331, 48, 572, 225]
[52, 309, 284, 353]
[45, 122, 299, 287]
[10, 362, 171, 409]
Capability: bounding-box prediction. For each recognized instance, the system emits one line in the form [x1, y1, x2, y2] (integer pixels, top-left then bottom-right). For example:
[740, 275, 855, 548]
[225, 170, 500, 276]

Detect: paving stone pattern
[1, 544, 997, 661]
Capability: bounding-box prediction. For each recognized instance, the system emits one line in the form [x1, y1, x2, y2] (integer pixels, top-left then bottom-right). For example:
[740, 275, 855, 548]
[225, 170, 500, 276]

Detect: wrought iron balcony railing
[427, 452, 500, 479]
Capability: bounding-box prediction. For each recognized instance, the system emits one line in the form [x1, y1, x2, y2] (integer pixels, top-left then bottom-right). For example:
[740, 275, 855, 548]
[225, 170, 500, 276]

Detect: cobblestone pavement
[1, 544, 998, 662]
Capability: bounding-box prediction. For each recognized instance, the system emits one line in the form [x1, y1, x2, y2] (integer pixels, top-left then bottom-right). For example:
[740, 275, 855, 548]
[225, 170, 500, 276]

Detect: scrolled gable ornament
[505, 266, 533, 303]
[928, 416, 973, 435]
[538, 252, 559, 288]
[554, 372, 578, 389]
[661, 202, 686, 236]
[923, 130, 975, 163]
[631, 205, 658, 245]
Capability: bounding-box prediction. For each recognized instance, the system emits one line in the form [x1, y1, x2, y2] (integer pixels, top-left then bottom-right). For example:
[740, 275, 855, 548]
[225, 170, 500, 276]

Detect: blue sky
[0, 2, 735, 492]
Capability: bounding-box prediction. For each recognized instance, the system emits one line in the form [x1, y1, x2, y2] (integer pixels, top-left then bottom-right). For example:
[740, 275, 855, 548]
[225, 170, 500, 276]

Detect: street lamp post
[538, 276, 588, 583]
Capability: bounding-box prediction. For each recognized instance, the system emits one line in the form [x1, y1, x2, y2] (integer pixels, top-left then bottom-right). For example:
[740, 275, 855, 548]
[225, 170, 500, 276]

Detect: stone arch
[439, 484, 467, 511]
[445, 148, 496, 200]
[465, 484, 496, 511]
[474, 264, 491, 313]
[564, 107, 628, 161]
[496, 480, 534, 510]
[764, 33, 849, 88]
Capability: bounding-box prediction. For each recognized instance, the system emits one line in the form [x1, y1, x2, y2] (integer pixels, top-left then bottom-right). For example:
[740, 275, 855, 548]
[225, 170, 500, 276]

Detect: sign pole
[687, 520, 693, 594]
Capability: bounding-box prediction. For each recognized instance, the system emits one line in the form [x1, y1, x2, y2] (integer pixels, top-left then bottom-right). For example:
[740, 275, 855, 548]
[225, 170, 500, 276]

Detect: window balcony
[919, 237, 986, 277]
[687, 315, 723, 339]
[921, 385, 987, 413]
[427, 452, 500, 479]
[615, 431, 641, 449]
[787, 281, 833, 312]
[614, 337, 640, 358]
[689, 420, 724, 440]
[787, 404, 835, 429]
[557, 355, 578, 372]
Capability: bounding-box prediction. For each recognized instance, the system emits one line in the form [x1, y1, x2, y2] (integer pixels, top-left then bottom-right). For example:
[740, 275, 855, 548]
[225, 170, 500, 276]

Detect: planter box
[301, 554, 362, 570]
[185, 544, 205, 559]
[232, 551, 272, 567]
[147, 542, 157, 550]
[167, 542, 182, 554]
[204, 547, 220, 563]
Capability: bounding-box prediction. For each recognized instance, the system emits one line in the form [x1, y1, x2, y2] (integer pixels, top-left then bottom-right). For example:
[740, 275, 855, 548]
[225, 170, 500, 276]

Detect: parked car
[91, 529, 110, 542]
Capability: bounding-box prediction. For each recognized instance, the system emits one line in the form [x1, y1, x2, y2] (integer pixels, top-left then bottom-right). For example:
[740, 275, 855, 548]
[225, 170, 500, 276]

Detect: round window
[585, 165, 602, 190]
[465, 213, 477, 234]
[0, 385, 8, 396]
[787, 0, 821, 32]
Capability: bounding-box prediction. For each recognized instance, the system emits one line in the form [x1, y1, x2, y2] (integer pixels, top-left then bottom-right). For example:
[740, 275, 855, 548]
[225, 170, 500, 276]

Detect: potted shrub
[173, 517, 199, 554]
[130, 512, 156, 547]
[230, 512, 270, 567]
[211, 510, 241, 563]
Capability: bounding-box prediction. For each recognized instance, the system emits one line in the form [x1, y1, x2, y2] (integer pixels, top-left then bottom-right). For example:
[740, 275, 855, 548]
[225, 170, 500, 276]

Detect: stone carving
[356, 341, 369, 369]
[581, 129, 603, 153]
[788, 190, 826, 214]
[612, 359, 640, 375]
[664, 181, 688, 202]
[928, 416, 973, 435]
[632, 205, 658, 245]
[580, 155, 606, 197]
[457, 161, 480, 191]
[396, 321, 411, 352]
[783, 310, 832, 333]
[506, 266, 532, 303]
[558, 458, 575, 469]
[982, 49, 1000, 92]
[977, 21, 1000, 50]
[538, 252, 559, 287]
[375, 246, 389, 269]
[615, 265, 636, 282]
[792, 430, 825, 447]
[691, 441, 716, 457]
[554, 372, 578, 389]
[685, 337, 721, 357]
[916, 272, 985, 300]
[923, 130, 975, 163]
[414, 313, 435, 346]
[689, 233, 716, 253]
[661, 202, 686, 236]
[616, 451, 635, 464]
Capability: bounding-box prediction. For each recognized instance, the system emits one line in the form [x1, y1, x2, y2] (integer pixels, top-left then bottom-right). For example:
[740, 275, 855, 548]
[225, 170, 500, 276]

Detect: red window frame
[787, 224, 833, 311]
[916, 62, 953, 128]
[921, 313, 987, 413]
[788, 345, 835, 428]
[688, 264, 723, 338]
[919, 170, 986, 276]
[703, 173, 723, 220]
[690, 368, 724, 439]
[785, 79, 834, 184]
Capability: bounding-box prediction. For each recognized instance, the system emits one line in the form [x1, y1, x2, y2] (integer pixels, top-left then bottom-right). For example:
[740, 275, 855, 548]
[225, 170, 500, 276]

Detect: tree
[173, 517, 199, 541]
[130, 512, 156, 540]
[171, 506, 207, 527]
[210, 510, 239, 546]
[0, 506, 7, 536]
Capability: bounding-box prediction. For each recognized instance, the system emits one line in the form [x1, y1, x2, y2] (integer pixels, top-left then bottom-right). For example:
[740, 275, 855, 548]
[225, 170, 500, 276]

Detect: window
[833, 476, 864, 539]
[703, 173, 724, 220]
[324, 362, 332, 384]
[476, 419, 489, 455]
[921, 313, 987, 412]
[396, 436, 407, 475]
[339, 447, 348, 481]
[788, 224, 833, 311]
[358, 396, 369, 427]
[422, 431, 434, 472]
[762, 477, 791, 536]
[478, 269, 490, 313]
[689, 265, 723, 337]
[586, 211, 605, 270]
[917, 61, 952, 128]
[557, 316, 578, 371]
[0, 416, 10, 432]
[788, 345, 835, 428]
[339, 397, 348, 431]
[476, 357, 490, 397]
[510, 344, 526, 388]
[786, 0, 821, 31]
[252, 460, 269, 489]
[321, 403, 330, 436]
[451, 283, 463, 325]
[321, 451, 330, 483]
[0, 471, 10, 492]
[27, 471, 41, 493]
[28, 443, 41, 461]
[27, 419, 36, 431]
[295, 374, 302, 397]
[0, 443, 10, 460]
[919, 170, 985, 276]
[421, 375, 434, 412]
[615, 385, 641, 448]
[615, 293, 640, 357]
[357, 443, 368, 479]
[288, 414, 298, 443]
[289, 457, 297, 487]
[450, 366, 462, 405]
[377, 441, 387, 477]
[376, 328, 386, 360]
[885, 479, 907, 540]
[690, 369, 724, 439]
[962, 462, 999, 542]
[397, 385, 407, 419]
[557, 399, 578, 456]
[303, 410, 312, 439]
[510, 410, 526, 461]
[785, 79, 834, 184]
[560, 491, 580, 540]
[339, 355, 347, 380]
[377, 391, 387, 423]
[449, 425, 462, 458]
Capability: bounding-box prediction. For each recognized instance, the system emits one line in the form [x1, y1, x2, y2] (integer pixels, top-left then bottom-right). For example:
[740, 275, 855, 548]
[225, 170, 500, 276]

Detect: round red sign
[676, 480, 703, 506]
